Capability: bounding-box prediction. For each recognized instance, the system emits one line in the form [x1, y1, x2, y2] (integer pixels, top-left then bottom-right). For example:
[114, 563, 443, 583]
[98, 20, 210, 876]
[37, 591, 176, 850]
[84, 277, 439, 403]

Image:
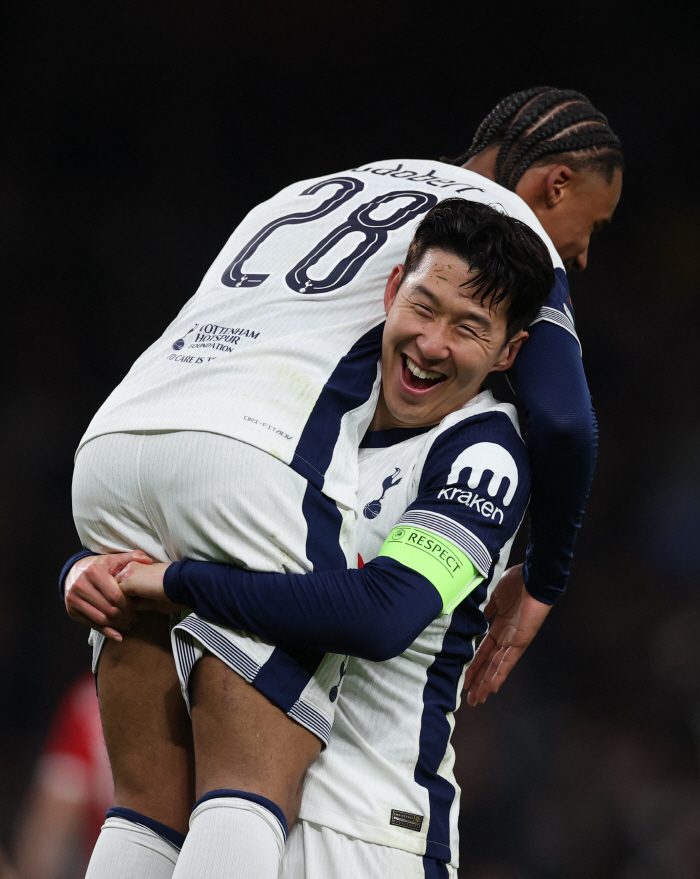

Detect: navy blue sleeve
[59, 549, 97, 600]
[507, 268, 598, 603]
[397, 410, 531, 579]
[165, 556, 442, 662]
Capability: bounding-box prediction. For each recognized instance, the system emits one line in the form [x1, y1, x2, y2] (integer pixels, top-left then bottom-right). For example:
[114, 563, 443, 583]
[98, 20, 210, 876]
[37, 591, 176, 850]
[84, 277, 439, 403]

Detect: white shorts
[279, 821, 457, 879]
[73, 430, 354, 744]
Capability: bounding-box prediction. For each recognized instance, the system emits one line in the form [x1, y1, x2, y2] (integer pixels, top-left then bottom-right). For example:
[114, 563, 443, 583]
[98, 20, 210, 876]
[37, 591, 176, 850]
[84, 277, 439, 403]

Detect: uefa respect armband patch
[378, 525, 483, 615]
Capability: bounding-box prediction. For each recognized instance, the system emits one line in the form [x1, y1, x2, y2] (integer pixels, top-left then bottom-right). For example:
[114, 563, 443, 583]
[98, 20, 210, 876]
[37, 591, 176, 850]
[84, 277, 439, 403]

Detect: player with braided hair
[445, 86, 622, 196]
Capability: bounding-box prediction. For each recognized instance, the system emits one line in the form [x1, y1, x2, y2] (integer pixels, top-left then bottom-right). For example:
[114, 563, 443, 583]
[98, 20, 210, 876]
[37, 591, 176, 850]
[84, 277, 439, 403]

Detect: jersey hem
[297, 804, 458, 868]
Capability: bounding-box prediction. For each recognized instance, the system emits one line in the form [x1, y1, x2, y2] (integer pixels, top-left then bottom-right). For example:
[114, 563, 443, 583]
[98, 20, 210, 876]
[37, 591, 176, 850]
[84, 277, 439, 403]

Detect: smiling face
[371, 247, 528, 431]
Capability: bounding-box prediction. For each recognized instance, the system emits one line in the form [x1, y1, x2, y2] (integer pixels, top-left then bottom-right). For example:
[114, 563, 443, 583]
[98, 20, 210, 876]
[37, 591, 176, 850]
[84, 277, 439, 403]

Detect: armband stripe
[378, 525, 484, 615]
[530, 307, 581, 353]
[395, 510, 491, 577]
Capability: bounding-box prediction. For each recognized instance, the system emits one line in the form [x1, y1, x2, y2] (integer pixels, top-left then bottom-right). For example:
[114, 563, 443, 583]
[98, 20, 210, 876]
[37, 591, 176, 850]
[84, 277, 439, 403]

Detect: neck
[462, 145, 499, 182]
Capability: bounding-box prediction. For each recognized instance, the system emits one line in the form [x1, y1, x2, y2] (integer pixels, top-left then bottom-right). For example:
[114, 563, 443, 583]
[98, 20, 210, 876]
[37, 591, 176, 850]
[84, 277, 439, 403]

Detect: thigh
[189, 654, 322, 825]
[97, 611, 195, 834]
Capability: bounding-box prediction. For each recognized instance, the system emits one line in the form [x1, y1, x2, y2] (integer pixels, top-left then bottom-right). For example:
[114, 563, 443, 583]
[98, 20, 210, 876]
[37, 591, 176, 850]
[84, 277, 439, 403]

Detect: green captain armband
[378, 525, 484, 615]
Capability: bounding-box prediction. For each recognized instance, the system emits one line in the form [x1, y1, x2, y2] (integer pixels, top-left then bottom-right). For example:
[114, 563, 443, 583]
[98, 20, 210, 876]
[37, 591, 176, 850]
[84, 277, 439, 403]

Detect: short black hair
[443, 86, 623, 192]
[402, 198, 555, 339]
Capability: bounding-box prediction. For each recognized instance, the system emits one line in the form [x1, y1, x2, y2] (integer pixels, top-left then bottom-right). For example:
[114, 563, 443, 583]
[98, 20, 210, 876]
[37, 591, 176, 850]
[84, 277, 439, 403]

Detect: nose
[571, 247, 589, 273]
[416, 325, 450, 362]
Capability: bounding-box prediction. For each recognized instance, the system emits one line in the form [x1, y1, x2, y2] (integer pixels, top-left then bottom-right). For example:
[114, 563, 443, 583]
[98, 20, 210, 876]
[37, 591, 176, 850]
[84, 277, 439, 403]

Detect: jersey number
[221, 177, 438, 294]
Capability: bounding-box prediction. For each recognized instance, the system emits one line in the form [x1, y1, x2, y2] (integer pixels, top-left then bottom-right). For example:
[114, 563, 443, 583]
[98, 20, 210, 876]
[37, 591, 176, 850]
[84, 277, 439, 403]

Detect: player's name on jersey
[350, 162, 486, 193]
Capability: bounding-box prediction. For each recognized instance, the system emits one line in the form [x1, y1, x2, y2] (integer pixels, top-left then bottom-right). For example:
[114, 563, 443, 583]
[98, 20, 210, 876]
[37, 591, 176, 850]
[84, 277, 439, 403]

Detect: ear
[491, 330, 528, 373]
[384, 264, 404, 315]
[544, 165, 575, 208]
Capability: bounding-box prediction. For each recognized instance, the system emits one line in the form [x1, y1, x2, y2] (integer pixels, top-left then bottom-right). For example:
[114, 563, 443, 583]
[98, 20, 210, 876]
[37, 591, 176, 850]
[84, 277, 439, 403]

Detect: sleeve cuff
[522, 559, 566, 605]
[59, 550, 97, 601]
[163, 560, 190, 605]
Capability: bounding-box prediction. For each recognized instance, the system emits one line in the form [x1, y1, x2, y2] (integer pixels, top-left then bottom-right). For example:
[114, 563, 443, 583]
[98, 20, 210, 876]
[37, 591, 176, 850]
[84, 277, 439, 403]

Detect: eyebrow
[412, 284, 493, 329]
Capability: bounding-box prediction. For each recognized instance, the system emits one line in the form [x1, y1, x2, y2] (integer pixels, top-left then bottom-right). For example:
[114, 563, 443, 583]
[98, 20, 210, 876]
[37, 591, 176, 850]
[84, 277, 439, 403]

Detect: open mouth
[401, 354, 447, 392]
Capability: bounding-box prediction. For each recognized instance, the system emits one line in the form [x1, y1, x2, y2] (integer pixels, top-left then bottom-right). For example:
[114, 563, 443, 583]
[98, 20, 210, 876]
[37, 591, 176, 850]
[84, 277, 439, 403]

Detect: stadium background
[2, 2, 699, 876]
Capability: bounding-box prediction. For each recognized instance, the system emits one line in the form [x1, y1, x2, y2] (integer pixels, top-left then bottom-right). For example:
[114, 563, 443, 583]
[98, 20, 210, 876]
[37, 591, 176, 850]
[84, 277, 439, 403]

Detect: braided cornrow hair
[443, 87, 623, 191]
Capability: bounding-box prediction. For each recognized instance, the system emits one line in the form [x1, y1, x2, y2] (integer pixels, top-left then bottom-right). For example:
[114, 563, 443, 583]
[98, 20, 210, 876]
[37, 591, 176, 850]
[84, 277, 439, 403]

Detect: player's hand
[463, 563, 552, 706]
[65, 551, 152, 642]
[118, 562, 183, 614]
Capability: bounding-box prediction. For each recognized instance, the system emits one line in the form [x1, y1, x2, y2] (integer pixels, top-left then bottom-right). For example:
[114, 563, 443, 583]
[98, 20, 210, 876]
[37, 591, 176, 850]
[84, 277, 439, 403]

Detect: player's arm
[59, 547, 446, 660]
[119, 415, 532, 663]
[507, 270, 597, 604]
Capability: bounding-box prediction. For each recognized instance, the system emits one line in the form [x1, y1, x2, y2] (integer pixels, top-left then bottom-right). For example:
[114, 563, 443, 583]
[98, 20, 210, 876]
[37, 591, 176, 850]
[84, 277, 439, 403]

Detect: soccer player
[64, 87, 622, 879]
[72, 198, 553, 879]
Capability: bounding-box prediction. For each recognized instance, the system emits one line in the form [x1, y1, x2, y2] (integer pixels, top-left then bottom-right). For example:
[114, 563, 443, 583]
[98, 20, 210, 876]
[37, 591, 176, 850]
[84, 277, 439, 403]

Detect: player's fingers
[463, 638, 493, 688]
[67, 584, 116, 622]
[489, 646, 525, 691]
[472, 645, 525, 705]
[463, 649, 490, 688]
[100, 626, 124, 642]
[85, 571, 141, 622]
[469, 648, 507, 704]
[68, 594, 133, 631]
[466, 646, 502, 705]
[81, 565, 126, 605]
[71, 578, 138, 622]
[106, 550, 154, 576]
[66, 594, 110, 627]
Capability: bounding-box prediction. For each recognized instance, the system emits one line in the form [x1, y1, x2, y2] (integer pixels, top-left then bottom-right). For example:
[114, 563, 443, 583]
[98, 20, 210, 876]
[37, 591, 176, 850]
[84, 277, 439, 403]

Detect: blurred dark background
[2, 1, 700, 876]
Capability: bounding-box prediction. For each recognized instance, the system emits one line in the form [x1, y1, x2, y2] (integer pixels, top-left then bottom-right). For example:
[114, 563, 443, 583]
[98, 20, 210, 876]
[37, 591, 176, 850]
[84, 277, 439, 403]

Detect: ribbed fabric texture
[72, 430, 312, 572]
[85, 816, 179, 879]
[171, 797, 285, 879]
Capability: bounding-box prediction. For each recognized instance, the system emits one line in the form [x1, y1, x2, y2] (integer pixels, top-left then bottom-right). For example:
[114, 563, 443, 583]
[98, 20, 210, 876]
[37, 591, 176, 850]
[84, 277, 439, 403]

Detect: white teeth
[406, 356, 443, 381]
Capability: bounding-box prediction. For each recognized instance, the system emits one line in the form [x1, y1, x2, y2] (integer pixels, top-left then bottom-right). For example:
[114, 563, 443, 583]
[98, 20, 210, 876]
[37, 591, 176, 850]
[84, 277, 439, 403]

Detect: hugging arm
[60, 546, 445, 661]
[508, 317, 597, 603]
[164, 557, 443, 661]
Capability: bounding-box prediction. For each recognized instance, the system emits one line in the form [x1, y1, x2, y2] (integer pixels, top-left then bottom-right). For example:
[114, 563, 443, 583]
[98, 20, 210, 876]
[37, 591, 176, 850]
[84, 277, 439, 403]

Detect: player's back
[80, 160, 561, 509]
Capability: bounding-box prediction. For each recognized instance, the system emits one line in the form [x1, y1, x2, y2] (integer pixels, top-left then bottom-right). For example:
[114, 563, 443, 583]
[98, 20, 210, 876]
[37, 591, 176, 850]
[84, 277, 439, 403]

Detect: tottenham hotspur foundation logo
[172, 325, 198, 350]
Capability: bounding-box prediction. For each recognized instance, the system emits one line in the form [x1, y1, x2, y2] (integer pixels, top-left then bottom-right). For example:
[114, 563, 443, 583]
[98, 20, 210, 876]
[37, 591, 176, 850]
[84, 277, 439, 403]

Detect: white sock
[172, 796, 286, 879]
[85, 816, 180, 879]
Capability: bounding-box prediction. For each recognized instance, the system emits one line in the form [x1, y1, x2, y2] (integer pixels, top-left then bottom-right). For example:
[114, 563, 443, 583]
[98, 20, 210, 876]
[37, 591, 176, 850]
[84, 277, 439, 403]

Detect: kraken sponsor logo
[446, 442, 519, 506]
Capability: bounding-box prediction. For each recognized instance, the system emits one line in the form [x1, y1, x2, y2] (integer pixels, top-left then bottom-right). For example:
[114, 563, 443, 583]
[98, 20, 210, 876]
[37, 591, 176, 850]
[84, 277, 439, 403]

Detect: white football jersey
[78, 160, 563, 513]
[298, 390, 530, 869]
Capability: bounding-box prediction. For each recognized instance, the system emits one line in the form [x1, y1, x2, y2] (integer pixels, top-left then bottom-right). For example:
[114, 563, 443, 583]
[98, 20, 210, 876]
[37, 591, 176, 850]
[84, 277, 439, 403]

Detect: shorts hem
[173, 615, 333, 746]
